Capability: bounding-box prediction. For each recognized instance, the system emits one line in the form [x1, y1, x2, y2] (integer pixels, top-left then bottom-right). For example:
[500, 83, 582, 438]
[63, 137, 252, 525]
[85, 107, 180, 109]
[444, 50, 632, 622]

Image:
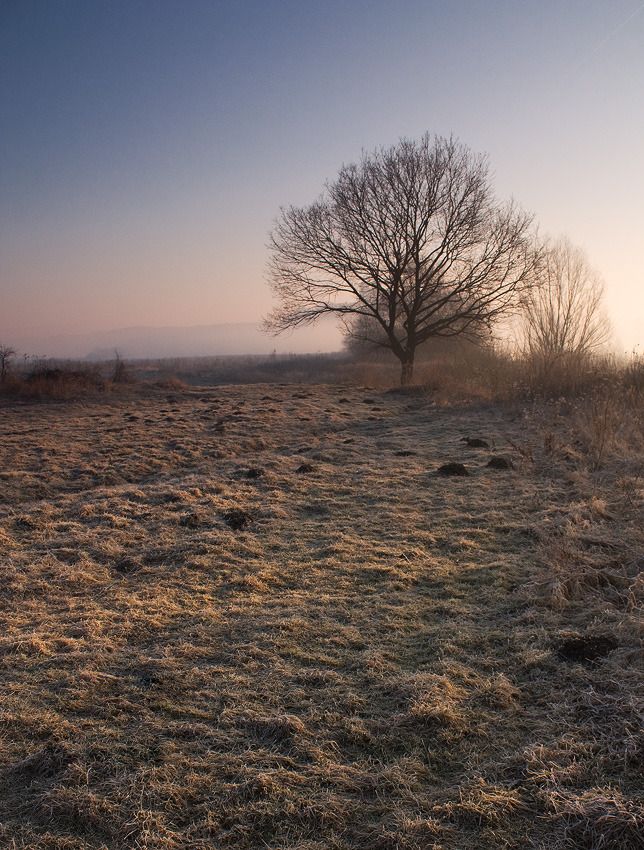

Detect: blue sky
[1, 0, 643, 352]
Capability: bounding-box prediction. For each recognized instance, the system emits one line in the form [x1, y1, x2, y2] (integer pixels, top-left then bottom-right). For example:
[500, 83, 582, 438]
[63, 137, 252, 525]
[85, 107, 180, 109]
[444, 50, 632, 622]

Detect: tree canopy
[266, 134, 541, 383]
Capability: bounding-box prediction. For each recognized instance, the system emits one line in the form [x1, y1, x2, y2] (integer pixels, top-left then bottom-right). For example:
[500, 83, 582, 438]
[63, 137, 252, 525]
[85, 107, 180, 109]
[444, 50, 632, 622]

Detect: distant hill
[8, 321, 342, 361]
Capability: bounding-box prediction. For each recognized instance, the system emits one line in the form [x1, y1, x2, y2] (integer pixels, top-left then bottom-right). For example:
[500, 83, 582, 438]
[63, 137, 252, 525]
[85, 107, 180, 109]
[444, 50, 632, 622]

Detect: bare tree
[0, 345, 16, 382]
[520, 237, 610, 364]
[265, 134, 540, 384]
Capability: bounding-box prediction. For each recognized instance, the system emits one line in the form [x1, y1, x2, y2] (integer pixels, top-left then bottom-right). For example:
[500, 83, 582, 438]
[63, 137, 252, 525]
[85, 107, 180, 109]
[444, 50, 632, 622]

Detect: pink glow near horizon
[1, 2, 642, 357]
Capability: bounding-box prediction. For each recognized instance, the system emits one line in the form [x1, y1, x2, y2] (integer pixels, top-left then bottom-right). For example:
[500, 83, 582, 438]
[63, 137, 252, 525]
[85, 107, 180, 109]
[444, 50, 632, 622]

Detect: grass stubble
[0, 383, 641, 849]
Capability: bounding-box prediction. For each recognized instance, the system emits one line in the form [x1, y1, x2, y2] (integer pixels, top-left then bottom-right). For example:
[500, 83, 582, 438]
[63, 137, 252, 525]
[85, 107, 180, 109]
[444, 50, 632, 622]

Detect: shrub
[0, 363, 106, 400]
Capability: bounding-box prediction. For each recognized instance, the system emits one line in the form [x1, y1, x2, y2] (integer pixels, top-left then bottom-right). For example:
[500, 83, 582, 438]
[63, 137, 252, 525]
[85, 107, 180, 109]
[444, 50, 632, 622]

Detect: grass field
[0, 384, 641, 849]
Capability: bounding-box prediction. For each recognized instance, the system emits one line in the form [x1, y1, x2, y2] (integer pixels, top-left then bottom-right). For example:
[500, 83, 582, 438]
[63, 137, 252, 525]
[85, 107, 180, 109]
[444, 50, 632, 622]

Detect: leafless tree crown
[265, 133, 540, 382]
[521, 237, 610, 361]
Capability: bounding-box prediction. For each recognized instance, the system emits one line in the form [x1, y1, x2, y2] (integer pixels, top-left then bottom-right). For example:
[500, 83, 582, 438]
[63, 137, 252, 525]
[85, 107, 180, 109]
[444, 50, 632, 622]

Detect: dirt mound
[113, 556, 142, 574]
[437, 462, 469, 476]
[487, 456, 514, 470]
[462, 436, 490, 448]
[556, 634, 618, 664]
[296, 463, 316, 474]
[223, 508, 252, 531]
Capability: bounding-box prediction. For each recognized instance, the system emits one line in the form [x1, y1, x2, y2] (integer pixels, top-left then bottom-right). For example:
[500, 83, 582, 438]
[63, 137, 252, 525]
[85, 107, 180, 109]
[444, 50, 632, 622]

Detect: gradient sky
[1, 0, 643, 353]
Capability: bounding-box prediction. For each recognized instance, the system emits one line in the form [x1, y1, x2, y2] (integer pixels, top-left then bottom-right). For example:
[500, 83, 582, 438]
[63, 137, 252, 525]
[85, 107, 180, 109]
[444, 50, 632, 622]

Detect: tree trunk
[400, 356, 414, 386]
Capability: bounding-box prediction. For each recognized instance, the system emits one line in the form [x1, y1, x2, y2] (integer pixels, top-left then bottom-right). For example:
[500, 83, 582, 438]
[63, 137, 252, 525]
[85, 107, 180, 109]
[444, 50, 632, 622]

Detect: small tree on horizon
[265, 134, 541, 384]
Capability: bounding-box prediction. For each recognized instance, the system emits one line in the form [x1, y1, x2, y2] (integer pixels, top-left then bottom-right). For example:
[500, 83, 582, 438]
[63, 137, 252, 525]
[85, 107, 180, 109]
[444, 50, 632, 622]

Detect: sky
[1, 0, 643, 355]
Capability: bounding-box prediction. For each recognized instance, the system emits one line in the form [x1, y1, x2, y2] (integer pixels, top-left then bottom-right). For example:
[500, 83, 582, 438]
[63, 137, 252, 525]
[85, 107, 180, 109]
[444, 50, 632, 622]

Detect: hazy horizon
[2, 1, 643, 354]
[5, 319, 344, 360]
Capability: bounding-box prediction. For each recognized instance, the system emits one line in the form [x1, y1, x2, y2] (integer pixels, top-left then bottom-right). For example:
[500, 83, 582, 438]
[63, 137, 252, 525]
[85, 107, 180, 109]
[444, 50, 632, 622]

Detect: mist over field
[8, 320, 343, 361]
[1, 3, 642, 849]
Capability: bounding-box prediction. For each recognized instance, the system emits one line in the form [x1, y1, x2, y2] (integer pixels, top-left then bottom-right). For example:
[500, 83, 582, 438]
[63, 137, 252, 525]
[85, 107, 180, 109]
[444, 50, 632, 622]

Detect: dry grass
[0, 364, 109, 401]
[0, 382, 641, 848]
